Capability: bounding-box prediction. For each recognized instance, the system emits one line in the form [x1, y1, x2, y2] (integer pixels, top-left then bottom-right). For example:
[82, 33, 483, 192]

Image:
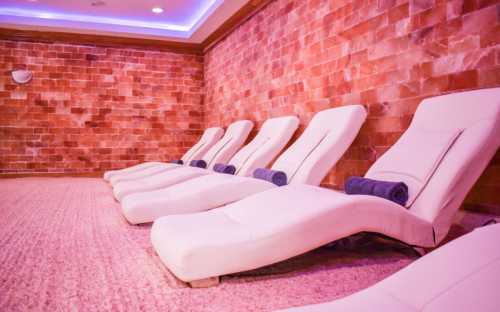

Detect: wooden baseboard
[0, 27, 203, 54]
[0, 172, 102, 179]
[463, 203, 500, 216]
[188, 276, 220, 288]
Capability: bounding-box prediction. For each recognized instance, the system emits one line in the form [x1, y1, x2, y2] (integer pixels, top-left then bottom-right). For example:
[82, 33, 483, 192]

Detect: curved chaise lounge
[114, 116, 300, 202]
[103, 127, 224, 182]
[108, 120, 253, 186]
[122, 105, 367, 224]
[150, 88, 500, 287]
[281, 223, 500, 312]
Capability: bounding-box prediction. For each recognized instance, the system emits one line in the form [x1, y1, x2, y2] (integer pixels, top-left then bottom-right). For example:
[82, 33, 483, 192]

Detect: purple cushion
[213, 163, 236, 175]
[189, 159, 207, 169]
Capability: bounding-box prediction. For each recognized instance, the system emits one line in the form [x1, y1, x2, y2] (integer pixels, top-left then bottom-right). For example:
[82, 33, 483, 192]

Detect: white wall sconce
[11, 69, 33, 84]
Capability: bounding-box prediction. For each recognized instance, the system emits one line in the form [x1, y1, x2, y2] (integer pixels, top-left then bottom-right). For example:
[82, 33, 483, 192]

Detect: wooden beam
[0, 172, 102, 179]
[0, 27, 203, 55]
[201, 0, 274, 52]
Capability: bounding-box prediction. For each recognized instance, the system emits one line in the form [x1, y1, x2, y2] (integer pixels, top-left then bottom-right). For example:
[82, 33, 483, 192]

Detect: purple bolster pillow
[213, 163, 236, 175]
[170, 159, 183, 165]
[253, 168, 287, 186]
[189, 159, 207, 169]
[345, 176, 409, 206]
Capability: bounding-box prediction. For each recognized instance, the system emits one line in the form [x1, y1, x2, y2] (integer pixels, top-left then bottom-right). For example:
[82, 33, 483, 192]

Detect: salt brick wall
[204, 0, 500, 207]
[0, 40, 204, 174]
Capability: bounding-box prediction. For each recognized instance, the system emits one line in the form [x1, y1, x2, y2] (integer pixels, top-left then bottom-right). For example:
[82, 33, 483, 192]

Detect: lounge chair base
[188, 276, 220, 288]
[412, 246, 426, 256]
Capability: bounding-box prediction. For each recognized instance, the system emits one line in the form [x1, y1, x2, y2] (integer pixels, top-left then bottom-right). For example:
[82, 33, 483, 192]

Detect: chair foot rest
[188, 276, 220, 288]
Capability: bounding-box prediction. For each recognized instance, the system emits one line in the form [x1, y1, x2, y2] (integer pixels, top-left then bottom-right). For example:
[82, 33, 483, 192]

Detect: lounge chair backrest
[181, 127, 224, 164]
[201, 120, 254, 170]
[271, 105, 367, 185]
[365, 88, 500, 244]
[229, 116, 299, 176]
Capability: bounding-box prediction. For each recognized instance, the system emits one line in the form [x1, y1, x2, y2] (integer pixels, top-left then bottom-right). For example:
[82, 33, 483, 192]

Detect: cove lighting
[0, 7, 189, 31]
[0, 0, 223, 38]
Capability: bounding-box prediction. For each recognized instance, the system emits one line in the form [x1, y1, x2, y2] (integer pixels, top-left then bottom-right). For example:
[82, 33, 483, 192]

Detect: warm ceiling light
[152, 7, 163, 14]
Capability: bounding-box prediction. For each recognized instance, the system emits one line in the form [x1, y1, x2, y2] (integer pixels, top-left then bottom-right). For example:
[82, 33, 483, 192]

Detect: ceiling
[0, 0, 252, 43]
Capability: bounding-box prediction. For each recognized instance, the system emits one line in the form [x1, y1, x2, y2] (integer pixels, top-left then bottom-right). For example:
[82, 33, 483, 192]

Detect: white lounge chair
[281, 222, 500, 312]
[108, 120, 253, 186]
[122, 105, 367, 224]
[114, 116, 300, 204]
[103, 127, 224, 182]
[150, 88, 500, 287]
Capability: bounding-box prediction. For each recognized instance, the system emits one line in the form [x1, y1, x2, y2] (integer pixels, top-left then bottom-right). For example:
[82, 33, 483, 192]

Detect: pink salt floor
[0, 178, 487, 311]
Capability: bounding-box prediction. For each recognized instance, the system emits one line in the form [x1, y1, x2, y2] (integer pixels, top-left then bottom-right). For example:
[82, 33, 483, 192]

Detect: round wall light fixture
[11, 69, 33, 84]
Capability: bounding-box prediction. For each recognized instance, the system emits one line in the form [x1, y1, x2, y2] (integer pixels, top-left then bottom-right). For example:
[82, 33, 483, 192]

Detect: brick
[478, 66, 500, 86]
[422, 74, 450, 94]
[448, 69, 479, 90]
[462, 4, 498, 34]
[480, 25, 500, 48]
[410, 0, 435, 15]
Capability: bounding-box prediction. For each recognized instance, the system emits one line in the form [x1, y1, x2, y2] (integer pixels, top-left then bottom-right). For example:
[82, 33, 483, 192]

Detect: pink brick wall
[0, 40, 204, 174]
[204, 0, 500, 208]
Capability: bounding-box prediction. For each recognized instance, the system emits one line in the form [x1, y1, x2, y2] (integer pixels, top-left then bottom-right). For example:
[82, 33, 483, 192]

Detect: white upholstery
[103, 127, 224, 182]
[150, 88, 500, 282]
[198, 120, 254, 170]
[366, 128, 462, 207]
[180, 127, 225, 164]
[109, 120, 252, 185]
[281, 223, 500, 312]
[121, 106, 366, 223]
[151, 185, 433, 281]
[271, 105, 367, 185]
[388, 88, 500, 242]
[103, 161, 164, 182]
[118, 116, 299, 215]
[109, 163, 181, 186]
[229, 116, 300, 176]
[123, 174, 275, 224]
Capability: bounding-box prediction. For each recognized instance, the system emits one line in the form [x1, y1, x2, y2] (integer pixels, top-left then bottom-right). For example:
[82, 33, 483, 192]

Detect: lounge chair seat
[151, 185, 433, 282]
[150, 88, 500, 285]
[103, 127, 224, 182]
[109, 163, 182, 185]
[114, 116, 299, 203]
[281, 223, 500, 312]
[122, 105, 367, 222]
[123, 173, 276, 224]
[103, 161, 164, 182]
[109, 120, 253, 186]
[115, 166, 217, 205]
